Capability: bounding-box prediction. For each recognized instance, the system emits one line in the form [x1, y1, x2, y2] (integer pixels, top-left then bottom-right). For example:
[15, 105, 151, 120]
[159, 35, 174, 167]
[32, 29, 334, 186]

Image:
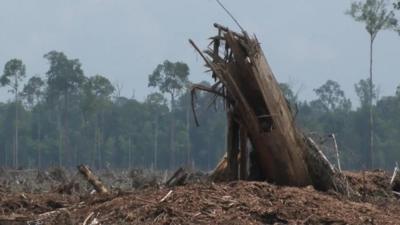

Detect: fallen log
[190, 24, 346, 192]
[78, 164, 108, 194]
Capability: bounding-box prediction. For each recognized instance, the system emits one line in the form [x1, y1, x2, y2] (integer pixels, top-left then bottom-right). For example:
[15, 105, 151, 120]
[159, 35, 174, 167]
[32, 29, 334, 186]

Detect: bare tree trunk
[154, 116, 158, 170]
[170, 94, 176, 170]
[132, 138, 134, 168]
[92, 124, 97, 168]
[58, 116, 62, 167]
[63, 91, 70, 167]
[99, 111, 105, 169]
[38, 117, 42, 168]
[186, 91, 192, 167]
[227, 111, 239, 180]
[369, 36, 374, 169]
[14, 76, 18, 169]
[128, 136, 132, 169]
[98, 128, 102, 169]
[239, 126, 248, 180]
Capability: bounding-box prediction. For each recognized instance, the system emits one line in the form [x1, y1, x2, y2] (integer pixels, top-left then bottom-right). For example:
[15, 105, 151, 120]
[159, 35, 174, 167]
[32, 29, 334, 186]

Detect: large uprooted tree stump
[190, 24, 346, 192]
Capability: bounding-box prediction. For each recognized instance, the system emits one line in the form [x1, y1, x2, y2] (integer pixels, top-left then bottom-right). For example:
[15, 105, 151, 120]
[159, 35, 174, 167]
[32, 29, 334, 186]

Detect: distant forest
[0, 0, 400, 172]
[0, 51, 399, 171]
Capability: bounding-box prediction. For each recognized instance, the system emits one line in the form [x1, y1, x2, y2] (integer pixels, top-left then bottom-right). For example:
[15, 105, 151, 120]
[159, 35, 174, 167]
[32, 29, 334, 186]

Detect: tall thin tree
[347, 0, 398, 168]
[148, 60, 189, 169]
[0, 59, 26, 169]
[22, 76, 45, 168]
[44, 51, 85, 167]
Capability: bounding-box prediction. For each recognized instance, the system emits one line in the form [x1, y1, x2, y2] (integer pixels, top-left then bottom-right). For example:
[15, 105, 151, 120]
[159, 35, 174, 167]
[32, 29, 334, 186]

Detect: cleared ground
[0, 169, 399, 225]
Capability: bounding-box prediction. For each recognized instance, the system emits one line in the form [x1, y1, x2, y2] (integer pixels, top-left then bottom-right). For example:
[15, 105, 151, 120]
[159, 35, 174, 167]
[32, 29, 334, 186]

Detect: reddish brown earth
[0, 170, 399, 225]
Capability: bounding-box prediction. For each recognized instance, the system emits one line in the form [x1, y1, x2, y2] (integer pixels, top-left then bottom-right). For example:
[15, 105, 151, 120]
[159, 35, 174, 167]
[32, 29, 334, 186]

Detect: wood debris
[78, 165, 109, 194]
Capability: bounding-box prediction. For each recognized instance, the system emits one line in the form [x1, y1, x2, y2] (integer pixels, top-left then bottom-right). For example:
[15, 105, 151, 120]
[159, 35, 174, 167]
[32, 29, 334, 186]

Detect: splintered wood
[190, 24, 343, 191]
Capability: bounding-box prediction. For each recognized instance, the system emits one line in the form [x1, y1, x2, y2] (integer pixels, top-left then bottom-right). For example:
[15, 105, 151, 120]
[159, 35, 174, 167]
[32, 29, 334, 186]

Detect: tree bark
[14, 75, 18, 169]
[128, 136, 132, 169]
[239, 126, 248, 180]
[57, 113, 63, 168]
[154, 116, 158, 170]
[170, 93, 176, 170]
[186, 90, 192, 167]
[227, 111, 239, 180]
[369, 36, 374, 169]
[38, 116, 42, 169]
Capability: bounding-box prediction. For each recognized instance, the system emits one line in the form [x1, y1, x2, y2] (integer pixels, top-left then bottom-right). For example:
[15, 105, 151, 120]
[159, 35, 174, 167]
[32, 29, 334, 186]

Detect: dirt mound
[0, 170, 399, 224]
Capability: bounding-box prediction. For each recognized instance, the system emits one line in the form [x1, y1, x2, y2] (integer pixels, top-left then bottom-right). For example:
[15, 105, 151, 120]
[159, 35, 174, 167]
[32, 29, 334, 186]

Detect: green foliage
[347, 0, 398, 40]
[81, 74, 115, 115]
[279, 83, 298, 105]
[148, 60, 189, 101]
[3, 51, 400, 172]
[1, 59, 26, 93]
[0, 54, 225, 171]
[394, 0, 400, 10]
[22, 76, 45, 107]
[355, 78, 377, 108]
[44, 51, 85, 101]
[313, 80, 351, 112]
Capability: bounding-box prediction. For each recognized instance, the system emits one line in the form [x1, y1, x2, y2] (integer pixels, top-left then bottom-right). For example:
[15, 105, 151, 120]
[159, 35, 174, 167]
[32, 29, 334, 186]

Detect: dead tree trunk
[227, 111, 239, 180]
[239, 126, 248, 180]
[78, 164, 108, 194]
[190, 24, 345, 191]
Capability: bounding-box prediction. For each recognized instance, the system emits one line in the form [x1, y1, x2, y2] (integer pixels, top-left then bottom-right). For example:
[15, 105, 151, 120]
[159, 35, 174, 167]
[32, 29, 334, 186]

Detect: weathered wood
[227, 111, 239, 180]
[331, 133, 342, 172]
[209, 153, 229, 182]
[239, 126, 248, 180]
[191, 24, 344, 191]
[166, 167, 188, 187]
[391, 162, 400, 192]
[78, 164, 108, 194]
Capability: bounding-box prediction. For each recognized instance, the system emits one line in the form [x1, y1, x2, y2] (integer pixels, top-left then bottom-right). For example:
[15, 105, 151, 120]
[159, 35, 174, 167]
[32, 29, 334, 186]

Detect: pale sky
[0, 0, 399, 105]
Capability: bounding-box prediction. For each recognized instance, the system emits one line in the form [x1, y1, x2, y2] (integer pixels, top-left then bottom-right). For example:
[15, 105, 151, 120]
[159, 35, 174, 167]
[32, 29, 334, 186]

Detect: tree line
[0, 0, 400, 171]
[0, 52, 226, 170]
[282, 79, 400, 170]
[1, 52, 400, 171]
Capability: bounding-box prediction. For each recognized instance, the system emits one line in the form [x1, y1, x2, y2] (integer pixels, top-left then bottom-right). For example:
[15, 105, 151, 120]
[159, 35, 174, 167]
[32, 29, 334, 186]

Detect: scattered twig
[390, 162, 399, 185]
[160, 190, 173, 203]
[215, 0, 245, 33]
[392, 191, 400, 197]
[301, 214, 313, 224]
[82, 212, 94, 225]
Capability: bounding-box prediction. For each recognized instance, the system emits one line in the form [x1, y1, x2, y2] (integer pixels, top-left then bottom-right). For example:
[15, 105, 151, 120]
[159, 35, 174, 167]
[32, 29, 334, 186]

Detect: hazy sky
[1, 0, 400, 104]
